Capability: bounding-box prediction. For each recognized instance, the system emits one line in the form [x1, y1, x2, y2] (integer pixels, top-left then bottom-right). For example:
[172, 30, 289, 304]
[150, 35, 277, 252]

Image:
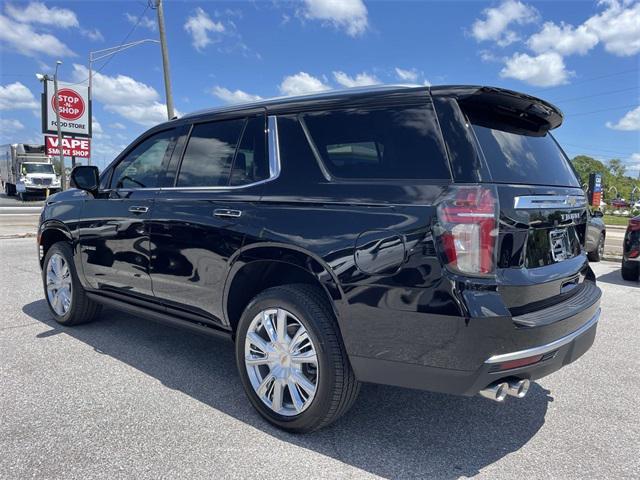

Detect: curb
[0, 233, 37, 239]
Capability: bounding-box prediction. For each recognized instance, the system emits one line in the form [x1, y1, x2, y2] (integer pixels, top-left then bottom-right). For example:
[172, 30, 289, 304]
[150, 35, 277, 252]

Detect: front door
[79, 128, 176, 300]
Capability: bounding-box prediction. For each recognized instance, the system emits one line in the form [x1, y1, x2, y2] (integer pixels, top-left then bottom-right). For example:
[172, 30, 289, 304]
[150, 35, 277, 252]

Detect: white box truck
[0, 144, 61, 200]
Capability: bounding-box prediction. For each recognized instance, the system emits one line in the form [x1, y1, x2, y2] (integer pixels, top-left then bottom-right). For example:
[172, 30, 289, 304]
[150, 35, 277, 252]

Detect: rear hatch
[432, 87, 593, 318]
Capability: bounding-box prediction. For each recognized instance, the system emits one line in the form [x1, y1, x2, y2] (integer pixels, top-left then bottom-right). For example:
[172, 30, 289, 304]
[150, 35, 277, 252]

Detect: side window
[98, 168, 112, 190]
[302, 104, 451, 180]
[177, 119, 244, 187]
[230, 116, 268, 186]
[111, 130, 174, 189]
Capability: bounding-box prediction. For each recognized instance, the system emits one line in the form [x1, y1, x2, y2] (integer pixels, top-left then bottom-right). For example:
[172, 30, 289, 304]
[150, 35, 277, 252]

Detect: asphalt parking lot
[0, 237, 638, 479]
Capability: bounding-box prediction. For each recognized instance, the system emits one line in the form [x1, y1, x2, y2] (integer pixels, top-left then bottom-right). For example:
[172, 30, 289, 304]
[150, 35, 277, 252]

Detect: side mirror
[593, 210, 604, 218]
[70, 165, 99, 193]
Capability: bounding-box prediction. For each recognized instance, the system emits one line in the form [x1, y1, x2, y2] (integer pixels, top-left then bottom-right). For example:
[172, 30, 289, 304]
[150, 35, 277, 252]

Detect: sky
[0, 0, 638, 173]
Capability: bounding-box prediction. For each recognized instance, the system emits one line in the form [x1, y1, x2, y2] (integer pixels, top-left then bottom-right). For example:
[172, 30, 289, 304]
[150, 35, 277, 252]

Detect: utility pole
[154, 0, 175, 119]
[52, 61, 66, 190]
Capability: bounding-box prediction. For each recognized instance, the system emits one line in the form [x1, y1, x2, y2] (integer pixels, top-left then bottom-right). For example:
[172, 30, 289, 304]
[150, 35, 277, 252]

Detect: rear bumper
[348, 280, 601, 396]
[351, 308, 599, 396]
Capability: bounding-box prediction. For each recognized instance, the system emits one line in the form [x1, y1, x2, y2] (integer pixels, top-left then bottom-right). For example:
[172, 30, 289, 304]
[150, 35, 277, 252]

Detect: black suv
[38, 85, 601, 432]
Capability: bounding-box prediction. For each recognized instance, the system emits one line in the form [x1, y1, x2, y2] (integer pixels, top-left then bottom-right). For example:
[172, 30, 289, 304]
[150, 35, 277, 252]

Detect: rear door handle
[128, 206, 149, 214]
[214, 208, 242, 218]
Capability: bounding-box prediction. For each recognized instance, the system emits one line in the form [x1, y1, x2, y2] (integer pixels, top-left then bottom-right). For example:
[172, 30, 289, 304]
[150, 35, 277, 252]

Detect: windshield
[22, 163, 55, 174]
[472, 125, 580, 187]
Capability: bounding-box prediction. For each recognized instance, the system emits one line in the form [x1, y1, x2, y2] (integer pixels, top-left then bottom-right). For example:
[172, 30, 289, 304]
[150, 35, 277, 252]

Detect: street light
[37, 60, 66, 191]
[88, 39, 160, 158]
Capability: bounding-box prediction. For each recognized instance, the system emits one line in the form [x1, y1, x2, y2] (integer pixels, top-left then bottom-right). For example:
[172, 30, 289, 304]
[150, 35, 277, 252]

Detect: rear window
[302, 104, 451, 180]
[472, 125, 579, 187]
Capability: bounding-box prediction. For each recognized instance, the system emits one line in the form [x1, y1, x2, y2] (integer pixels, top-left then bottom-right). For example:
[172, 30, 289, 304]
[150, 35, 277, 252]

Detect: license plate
[549, 229, 571, 262]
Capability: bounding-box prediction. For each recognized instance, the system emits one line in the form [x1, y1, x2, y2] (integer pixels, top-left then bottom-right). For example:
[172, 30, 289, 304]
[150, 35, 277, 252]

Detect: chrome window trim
[513, 194, 586, 209]
[485, 308, 600, 364]
[160, 115, 281, 191]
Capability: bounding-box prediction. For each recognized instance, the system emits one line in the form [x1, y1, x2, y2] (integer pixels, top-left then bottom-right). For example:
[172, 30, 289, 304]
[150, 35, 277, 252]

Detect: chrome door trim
[513, 195, 586, 209]
[159, 115, 281, 192]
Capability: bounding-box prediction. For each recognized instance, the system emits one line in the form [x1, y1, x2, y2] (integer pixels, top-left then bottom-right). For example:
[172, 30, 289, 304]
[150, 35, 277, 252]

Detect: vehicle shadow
[23, 299, 551, 479]
[596, 268, 639, 287]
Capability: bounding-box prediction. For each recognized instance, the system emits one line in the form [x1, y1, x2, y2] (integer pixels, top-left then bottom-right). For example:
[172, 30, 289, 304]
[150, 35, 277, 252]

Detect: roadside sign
[588, 172, 602, 206]
[42, 80, 91, 138]
[45, 136, 91, 158]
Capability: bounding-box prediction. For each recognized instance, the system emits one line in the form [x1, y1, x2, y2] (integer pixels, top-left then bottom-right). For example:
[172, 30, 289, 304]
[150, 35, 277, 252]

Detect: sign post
[41, 79, 91, 187]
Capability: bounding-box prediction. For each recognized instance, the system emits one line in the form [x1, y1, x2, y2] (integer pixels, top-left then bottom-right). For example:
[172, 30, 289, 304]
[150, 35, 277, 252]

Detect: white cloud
[584, 0, 640, 56]
[184, 7, 225, 51]
[71, 64, 176, 127]
[109, 122, 126, 130]
[332, 71, 379, 88]
[92, 116, 104, 135]
[500, 52, 572, 87]
[528, 21, 598, 55]
[5, 1, 79, 28]
[606, 106, 640, 131]
[72, 64, 158, 106]
[0, 15, 75, 57]
[394, 67, 419, 83]
[301, 0, 369, 37]
[0, 82, 39, 110]
[106, 102, 177, 127]
[0, 118, 25, 133]
[471, 0, 538, 46]
[125, 12, 156, 31]
[279, 72, 331, 96]
[211, 86, 262, 104]
[81, 28, 104, 42]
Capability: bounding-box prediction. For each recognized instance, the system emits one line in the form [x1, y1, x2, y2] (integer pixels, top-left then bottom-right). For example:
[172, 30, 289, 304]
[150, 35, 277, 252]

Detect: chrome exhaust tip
[478, 382, 509, 402]
[506, 379, 530, 398]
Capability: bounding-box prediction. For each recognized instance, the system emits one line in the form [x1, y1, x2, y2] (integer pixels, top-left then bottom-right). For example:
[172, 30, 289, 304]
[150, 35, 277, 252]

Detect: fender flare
[223, 242, 345, 326]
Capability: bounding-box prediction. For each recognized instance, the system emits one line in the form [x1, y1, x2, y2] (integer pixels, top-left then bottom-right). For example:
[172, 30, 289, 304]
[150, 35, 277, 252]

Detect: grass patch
[603, 215, 631, 226]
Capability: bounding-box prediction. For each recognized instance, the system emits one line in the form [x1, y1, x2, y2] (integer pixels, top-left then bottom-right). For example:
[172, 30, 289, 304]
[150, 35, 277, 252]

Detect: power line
[563, 142, 638, 156]
[552, 87, 639, 104]
[566, 104, 639, 117]
[65, 2, 150, 86]
[530, 68, 639, 94]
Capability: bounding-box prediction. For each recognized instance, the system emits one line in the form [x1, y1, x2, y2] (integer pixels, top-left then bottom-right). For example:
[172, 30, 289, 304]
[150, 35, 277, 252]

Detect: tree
[607, 159, 626, 178]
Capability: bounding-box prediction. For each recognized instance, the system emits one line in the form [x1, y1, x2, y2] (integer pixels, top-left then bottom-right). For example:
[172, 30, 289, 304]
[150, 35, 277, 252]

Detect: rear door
[149, 114, 269, 325]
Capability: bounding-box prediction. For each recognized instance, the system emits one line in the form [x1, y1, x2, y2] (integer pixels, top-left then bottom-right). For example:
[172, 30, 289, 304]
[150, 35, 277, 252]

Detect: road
[0, 237, 638, 479]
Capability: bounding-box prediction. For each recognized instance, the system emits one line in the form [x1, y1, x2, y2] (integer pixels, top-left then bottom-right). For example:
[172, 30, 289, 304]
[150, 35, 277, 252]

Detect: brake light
[436, 186, 499, 276]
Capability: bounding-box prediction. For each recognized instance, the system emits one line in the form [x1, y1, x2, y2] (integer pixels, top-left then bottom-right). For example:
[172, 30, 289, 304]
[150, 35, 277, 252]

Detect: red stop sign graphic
[52, 88, 85, 121]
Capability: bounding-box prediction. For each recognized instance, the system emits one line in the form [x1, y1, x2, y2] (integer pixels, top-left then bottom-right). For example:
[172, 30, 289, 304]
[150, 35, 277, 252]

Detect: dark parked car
[611, 199, 629, 208]
[37, 85, 601, 432]
[586, 210, 606, 262]
[622, 215, 640, 281]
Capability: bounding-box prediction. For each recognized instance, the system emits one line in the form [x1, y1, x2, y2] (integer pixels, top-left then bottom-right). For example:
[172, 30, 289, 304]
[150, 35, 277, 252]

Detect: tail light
[436, 185, 499, 276]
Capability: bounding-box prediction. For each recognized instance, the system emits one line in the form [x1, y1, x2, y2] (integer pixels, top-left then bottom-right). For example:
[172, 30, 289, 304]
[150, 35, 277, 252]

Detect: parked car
[611, 199, 629, 208]
[37, 85, 602, 432]
[586, 210, 606, 262]
[622, 215, 640, 281]
[632, 200, 640, 210]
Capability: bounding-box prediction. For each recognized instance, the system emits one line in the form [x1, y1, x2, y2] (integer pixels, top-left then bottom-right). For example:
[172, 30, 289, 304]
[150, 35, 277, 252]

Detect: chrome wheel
[244, 308, 319, 416]
[598, 234, 605, 257]
[46, 253, 72, 316]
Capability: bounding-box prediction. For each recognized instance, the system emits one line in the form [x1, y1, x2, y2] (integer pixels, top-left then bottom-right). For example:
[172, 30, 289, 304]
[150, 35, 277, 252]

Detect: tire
[621, 260, 640, 281]
[235, 284, 360, 433]
[42, 242, 102, 325]
[588, 233, 605, 262]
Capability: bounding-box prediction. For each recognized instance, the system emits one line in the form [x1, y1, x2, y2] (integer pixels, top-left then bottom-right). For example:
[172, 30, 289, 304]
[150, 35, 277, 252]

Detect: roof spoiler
[431, 86, 563, 136]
